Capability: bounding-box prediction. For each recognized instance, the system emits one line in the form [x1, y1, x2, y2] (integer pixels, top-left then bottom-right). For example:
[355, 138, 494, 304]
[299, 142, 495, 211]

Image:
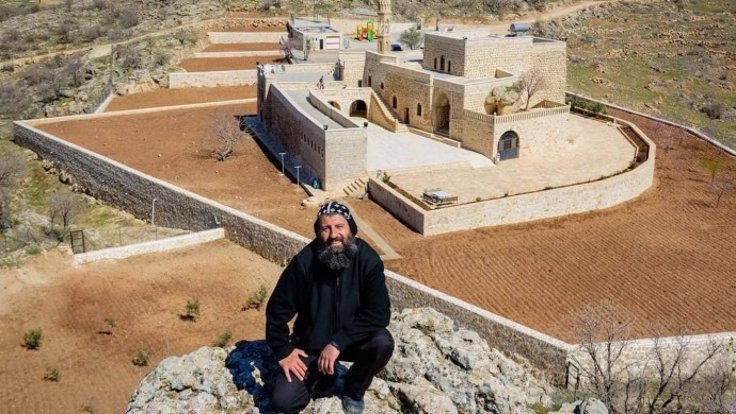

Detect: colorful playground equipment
[355, 20, 376, 41]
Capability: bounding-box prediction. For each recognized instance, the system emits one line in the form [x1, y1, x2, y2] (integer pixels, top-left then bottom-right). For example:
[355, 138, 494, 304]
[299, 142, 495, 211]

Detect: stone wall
[367, 116, 655, 235]
[74, 228, 225, 265]
[338, 52, 366, 87]
[459, 111, 494, 156]
[13, 122, 309, 265]
[422, 34, 466, 76]
[491, 105, 570, 158]
[193, 51, 283, 58]
[169, 70, 258, 88]
[208, 32, 286, 44]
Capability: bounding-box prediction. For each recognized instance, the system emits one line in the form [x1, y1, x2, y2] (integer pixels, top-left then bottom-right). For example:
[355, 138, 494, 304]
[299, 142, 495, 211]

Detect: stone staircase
[342, 177, 368, 198]
[371, 92, 409, 133]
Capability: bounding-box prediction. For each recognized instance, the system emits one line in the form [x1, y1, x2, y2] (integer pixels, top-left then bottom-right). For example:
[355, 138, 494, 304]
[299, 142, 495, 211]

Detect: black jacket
[265, 238, 391, 361]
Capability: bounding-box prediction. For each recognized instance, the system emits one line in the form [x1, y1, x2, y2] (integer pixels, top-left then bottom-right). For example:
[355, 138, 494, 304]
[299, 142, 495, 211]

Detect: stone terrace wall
[492, 106, 570, 158]
[208, 32, 286, 43]
[169, 70, 257, 88]
[13, 122, 308, 265]
[368, 116, 655, 235]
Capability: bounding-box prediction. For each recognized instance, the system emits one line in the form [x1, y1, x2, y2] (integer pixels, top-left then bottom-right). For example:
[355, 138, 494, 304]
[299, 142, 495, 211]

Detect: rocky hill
[126, 308, 587, 414]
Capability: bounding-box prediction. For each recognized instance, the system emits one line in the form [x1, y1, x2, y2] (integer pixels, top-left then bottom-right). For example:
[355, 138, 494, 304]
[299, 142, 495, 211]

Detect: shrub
[701, 100, 724, 120]
[118, 7, 139, 29]
[214, 329, 232, 348]
[132, 346, 150, 366]
[25, 244, 41, 255]
[23, 329, 42, 349]
[43, 367, 60, 381]
[173, 29, 198, 46]
[116, 45, 142, 71]
[242, 284, 268, 311]
[99, 317, 116, 335]
[381, 172, 392, 184]
[92, 0, 108, 10]
[182, 298, 200, 321]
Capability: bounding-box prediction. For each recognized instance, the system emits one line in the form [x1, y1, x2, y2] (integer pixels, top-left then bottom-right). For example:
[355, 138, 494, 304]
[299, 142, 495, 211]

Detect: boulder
[127, 308, 554, 413]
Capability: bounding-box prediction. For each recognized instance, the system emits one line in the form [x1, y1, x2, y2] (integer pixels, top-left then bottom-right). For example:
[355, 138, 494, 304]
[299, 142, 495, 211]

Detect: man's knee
[271, 378, 309, 414]
[371, 329, 394, 359]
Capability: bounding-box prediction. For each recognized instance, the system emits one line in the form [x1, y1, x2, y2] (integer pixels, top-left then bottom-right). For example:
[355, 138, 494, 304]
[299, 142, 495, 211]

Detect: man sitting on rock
[265, 201, 394, 414]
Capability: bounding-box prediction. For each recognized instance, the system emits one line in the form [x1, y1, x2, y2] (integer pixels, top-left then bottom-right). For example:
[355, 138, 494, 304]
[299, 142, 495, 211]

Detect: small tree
[182, 298, 200, 321]
[0, 149, 25, 229]
[699, 155, 725, 184]
[48, 191, 83, 242]
[518, 68, 546, 110]
[204, 114, 245, 162]
[399, 26, 423, 51]
[23, 329, 43, 350]
[711, 176, 734, 208]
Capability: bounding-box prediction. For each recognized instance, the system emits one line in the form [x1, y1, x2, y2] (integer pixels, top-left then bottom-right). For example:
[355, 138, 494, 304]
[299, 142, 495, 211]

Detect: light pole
[278, 152, 286, 175]
[295, 165, 302, 186]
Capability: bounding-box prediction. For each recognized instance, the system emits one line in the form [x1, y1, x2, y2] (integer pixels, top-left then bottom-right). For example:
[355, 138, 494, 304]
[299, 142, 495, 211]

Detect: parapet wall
[368, 115, 655, 235]
[169, 70, 258, 88]
[12, 117, 572, 382]
[208, 32, 286, 43]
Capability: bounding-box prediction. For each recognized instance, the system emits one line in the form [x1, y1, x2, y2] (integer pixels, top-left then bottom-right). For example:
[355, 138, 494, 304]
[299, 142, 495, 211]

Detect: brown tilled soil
[179, 56, 286, 72]
[203, 42, 282, 52]
[218, 24, 287, 32]
[37, 105, 736, 342]
[0, 239, 282, 414]
[105, 85, 258, 112]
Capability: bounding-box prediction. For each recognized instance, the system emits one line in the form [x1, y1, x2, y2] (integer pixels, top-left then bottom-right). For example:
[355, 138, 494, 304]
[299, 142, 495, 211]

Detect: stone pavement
[389, 115, 636, 204]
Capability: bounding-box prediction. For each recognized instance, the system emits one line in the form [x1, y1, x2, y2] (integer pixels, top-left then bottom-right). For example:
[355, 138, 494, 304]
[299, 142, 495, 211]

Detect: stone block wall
[380, 66, 433, 128]
[268, 86, 327, 185]
[422, 34, 466, 76]
[208, 32, 286, 43]
[492, 106, 570, 158]
[169, 70, 258, 88]
[338, 52, 366, 87]
[459, 112, 494, 157]
[13, 122, 309, 265]
[324, 129, 367, 189]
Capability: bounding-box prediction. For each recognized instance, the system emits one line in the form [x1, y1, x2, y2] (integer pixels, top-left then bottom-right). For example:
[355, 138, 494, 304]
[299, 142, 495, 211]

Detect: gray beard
[317, 236, 358, 270]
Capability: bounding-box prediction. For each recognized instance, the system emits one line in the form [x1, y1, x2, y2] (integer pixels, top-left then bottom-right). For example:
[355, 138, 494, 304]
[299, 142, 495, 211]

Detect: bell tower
[376, 0, 392, 53]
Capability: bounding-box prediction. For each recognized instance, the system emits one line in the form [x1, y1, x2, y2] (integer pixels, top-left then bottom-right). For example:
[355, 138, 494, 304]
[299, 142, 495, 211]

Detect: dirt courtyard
[36, 104, 736, 342]
[0, 239, 282, 414]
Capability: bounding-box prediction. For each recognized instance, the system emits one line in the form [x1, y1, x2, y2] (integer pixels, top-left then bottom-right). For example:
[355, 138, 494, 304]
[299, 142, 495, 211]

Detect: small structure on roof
[422, 189, 458, 207]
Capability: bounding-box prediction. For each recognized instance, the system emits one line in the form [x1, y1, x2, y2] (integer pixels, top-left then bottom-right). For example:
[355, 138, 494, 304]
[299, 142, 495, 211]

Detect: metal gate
[498, 131, 519, 161]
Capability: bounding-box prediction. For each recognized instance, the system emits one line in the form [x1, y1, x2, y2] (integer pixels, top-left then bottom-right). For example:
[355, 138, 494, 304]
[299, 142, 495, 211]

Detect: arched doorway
[433, 91, 450, 135]
[350, 100, 367, 117]
[498, 131, 519, 160]
[329, 101, 341, 110]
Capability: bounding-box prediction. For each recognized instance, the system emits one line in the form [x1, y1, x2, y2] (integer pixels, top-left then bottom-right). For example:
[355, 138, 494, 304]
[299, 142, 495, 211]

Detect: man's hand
[318, 343, 340, 375]
[278, 348, 308, 382]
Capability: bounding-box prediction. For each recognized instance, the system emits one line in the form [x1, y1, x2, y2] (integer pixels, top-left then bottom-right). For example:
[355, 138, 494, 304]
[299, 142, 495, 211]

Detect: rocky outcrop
[127, 308, 555, 413]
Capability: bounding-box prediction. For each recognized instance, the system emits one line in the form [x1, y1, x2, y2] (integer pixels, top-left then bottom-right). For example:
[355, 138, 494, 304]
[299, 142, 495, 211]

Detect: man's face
[318, 214, 351, 252]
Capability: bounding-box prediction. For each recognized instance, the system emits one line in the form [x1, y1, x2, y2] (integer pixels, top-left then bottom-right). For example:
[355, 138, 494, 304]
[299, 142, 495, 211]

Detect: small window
[434, 57, 437, 69]
[440, 56, 445, 71]
[380, 82, 384, 90]
[368, 76, 372, 87]
[392, 96, 397, 109]
[417, 103, 422, 116]
[358, 80, 362, 87]
[448, 61, 451, 73]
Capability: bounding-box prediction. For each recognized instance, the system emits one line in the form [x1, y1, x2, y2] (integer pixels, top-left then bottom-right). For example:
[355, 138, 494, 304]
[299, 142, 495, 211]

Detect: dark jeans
[271, 328, 394, 414]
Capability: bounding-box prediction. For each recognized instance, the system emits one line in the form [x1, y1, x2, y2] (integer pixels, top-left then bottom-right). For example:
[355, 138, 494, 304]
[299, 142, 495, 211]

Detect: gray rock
[576, 398, 608, 414]
[127, 308, 554, 413]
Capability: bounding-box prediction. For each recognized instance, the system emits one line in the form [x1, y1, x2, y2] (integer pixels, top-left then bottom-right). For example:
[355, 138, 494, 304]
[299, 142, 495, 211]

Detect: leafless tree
[0, 149, 25, 229]
[47, 191, 83, 242]
[711, 175, 734, 208]
[518, 68, 546, 110]
[570, 303, 731, 414]
[203, 114, 245, 162]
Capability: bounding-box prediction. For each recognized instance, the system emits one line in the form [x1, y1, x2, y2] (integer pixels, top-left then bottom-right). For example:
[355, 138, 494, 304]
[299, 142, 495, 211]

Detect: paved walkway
[364, 122, 494, 172]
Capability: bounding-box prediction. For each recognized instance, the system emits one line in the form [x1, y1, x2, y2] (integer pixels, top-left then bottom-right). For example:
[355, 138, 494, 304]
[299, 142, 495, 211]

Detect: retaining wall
[208, 32, 287, 44]
[194, 51, 283, 58]
[368, 116, 655, 235]
[169, 70, 258, 88]
[73, 228, 225, 265]
[12, 116, 572, 382]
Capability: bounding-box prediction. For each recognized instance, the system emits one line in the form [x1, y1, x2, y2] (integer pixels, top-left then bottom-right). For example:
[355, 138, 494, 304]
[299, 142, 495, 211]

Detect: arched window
[447, 60, 451, 73]
[417, 103, 422, 116]
[392, 96, 397, 109]
[380, 82, 384, 90]
[368, 76, 372, 87]
[434, 57, 437, 69]
[440, 56, 445, 71]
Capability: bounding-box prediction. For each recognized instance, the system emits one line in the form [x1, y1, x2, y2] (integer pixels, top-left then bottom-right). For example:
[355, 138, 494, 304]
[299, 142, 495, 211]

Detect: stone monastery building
[257, 3, 569, 191]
